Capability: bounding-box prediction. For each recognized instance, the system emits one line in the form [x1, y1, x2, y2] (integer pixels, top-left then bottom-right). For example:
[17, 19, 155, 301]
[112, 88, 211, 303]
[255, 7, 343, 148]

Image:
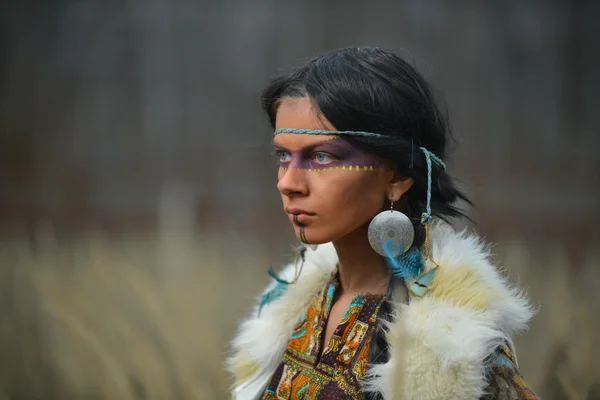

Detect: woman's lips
[285, 208, 315, 224]
[288, 213, 313, 224]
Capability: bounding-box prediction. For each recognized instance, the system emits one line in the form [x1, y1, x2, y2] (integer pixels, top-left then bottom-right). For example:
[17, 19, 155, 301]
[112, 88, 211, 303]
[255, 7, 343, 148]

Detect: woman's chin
[292, 227, 332, 245]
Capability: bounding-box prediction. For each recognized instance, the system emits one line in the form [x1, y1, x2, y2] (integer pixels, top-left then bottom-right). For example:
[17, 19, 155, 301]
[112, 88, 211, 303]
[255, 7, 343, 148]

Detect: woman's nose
[277, 167, 309, 197]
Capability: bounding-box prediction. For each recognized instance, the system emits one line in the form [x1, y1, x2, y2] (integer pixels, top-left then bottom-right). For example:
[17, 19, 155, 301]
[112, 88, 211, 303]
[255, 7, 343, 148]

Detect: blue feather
[260, 244, 308, 315]
[383, 241, 424, 281]
[267, 266, 292, 284]
[258, 280, 287, 316]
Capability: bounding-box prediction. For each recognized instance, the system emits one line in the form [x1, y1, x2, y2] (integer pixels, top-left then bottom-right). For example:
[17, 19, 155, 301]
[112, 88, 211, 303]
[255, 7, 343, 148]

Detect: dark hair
[260, 47, 472, 399]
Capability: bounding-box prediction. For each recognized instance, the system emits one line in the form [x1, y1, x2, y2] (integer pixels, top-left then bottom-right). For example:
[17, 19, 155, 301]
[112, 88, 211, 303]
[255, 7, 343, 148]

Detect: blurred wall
[1, 0, 598, 244]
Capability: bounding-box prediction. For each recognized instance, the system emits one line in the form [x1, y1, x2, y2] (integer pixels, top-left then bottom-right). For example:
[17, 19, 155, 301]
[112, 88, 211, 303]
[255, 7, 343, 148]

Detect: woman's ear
[388, 172, 414, 202]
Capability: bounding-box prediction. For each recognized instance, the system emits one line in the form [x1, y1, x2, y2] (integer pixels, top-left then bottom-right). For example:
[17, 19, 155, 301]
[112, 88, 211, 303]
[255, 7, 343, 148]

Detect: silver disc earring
[368, 199, 415, 258]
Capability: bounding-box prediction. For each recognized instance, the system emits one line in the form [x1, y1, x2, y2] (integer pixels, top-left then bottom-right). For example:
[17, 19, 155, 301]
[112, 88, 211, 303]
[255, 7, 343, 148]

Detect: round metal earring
[368, 199, 415, 258]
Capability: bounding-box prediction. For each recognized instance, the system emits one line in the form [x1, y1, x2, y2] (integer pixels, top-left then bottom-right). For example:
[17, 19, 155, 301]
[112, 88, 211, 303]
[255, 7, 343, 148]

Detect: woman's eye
[313, 152, 334, 164]
[277, 151, 291, 163]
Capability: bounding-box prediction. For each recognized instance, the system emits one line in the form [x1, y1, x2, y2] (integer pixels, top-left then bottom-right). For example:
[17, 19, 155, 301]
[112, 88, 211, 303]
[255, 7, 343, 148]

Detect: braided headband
[275, 127, 445, 225]
[274, 127, 385, 138]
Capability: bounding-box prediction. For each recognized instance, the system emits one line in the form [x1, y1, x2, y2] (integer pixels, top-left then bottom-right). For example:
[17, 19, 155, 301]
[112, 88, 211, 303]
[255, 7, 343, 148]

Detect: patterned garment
[260, 277, 538, 400]
[261, 274, 385, 399]
[481, 344, 541, 400]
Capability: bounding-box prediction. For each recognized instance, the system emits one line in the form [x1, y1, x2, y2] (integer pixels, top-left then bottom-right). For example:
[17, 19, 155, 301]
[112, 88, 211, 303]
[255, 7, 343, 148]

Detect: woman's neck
[332, 224, 390, 295]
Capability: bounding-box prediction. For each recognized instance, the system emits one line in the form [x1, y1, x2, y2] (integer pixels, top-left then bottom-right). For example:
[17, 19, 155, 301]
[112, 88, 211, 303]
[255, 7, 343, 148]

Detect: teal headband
[274, 127, 385, 138]
[274, 127, 446, 225]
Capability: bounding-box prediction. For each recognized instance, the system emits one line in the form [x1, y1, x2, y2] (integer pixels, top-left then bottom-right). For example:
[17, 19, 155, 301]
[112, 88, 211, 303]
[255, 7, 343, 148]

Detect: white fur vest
[227, 222, 534, 399]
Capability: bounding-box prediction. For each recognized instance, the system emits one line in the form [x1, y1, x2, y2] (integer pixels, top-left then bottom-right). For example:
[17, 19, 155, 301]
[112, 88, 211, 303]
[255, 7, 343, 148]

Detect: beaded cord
[275, 127, 385, 138]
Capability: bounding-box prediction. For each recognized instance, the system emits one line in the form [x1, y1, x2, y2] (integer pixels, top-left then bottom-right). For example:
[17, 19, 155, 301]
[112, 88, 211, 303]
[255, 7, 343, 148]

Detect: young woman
[228, 47, 540, 400]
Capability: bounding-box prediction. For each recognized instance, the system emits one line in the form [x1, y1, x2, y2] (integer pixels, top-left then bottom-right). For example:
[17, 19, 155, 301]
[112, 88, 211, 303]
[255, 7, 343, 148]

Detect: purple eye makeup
[272, 137, 381, 172]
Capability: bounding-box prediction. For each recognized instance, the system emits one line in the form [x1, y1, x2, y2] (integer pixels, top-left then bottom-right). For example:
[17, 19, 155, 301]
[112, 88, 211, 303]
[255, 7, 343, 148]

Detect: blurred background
[0, 1, 599, 399]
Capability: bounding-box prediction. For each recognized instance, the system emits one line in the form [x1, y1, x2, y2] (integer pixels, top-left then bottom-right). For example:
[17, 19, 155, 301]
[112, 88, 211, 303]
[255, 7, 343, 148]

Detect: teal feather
[259, 245, 308, 315]
[383, 242, 424, 281]
[267, 266, 292, 284]
[258, 281, 287, 316]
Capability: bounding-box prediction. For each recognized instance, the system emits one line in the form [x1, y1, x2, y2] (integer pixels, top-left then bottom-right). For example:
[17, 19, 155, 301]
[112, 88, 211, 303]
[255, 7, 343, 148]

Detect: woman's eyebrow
[271, 142, 289, 151]
[271, 140, 329, 153]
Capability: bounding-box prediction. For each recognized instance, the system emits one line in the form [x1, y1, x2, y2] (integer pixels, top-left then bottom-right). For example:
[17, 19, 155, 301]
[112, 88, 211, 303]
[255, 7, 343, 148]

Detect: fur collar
[227, 222, 534, 399]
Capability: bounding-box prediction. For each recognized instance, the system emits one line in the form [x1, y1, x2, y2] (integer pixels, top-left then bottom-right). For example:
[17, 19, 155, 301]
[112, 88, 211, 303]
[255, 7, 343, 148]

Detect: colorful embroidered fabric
[481, 344, 541, 400]
[261, 275, 385, 399]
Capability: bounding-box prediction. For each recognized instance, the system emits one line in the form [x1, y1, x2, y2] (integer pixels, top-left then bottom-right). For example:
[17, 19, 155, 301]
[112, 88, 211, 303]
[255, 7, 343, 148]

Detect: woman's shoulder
[256, 243, 338, 315]
[229, 243, 337, 354]
[481, 344, 541, 400]
[374, 222, 540, 399]
[227, 244, 337, 397]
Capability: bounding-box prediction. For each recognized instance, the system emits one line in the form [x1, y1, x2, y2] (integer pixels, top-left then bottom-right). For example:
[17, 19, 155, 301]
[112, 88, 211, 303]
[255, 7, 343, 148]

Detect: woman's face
[273, 97, 410, 245]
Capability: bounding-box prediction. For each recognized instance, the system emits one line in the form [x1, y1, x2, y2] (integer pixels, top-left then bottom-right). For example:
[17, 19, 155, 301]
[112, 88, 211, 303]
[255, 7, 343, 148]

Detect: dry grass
[0, 224, 270, 399]
[492, 239, 600, 400]
[0, 224, 598, 399]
